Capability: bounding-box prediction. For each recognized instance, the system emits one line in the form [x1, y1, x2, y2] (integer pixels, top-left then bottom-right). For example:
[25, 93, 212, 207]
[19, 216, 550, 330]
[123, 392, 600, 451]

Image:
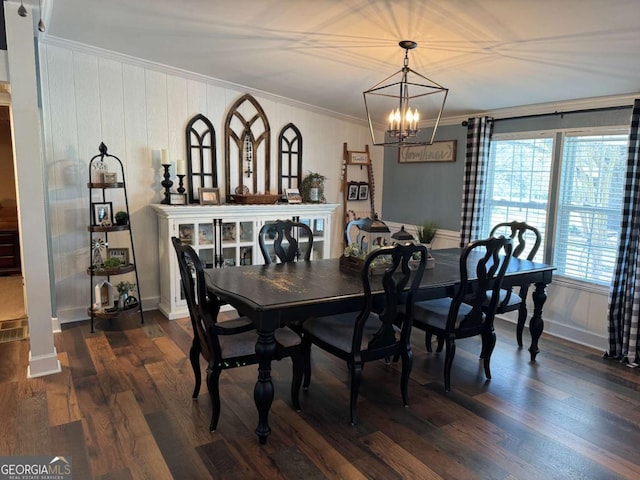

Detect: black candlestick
[161, 164, 173, 204]
[177, 174, 186, 195]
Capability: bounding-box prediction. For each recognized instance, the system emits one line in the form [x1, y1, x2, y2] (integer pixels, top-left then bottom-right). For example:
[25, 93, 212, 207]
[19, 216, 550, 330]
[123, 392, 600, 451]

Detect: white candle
[161, 149, 168, 165]
[176, 159, 186, 175]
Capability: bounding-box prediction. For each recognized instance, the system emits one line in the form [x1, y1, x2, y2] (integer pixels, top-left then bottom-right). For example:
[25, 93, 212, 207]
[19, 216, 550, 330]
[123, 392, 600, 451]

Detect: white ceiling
[40, 0, 640, 121]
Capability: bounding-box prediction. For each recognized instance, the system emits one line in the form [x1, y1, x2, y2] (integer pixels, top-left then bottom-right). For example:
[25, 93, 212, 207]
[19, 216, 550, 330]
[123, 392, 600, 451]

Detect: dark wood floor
[1, 310, 639, 479]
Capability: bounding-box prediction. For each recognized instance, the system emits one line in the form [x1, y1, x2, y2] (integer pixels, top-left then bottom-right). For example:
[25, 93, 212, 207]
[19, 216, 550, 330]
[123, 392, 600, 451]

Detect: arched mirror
[278, 123, 303, 194]
[224, 94, 271, 202]
[186, 114, 217, 203]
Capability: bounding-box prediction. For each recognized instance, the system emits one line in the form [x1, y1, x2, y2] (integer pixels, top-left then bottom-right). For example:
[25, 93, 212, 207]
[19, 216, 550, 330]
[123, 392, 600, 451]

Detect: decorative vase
[309, 178, 322, 203]
[119, 292, 129, 308]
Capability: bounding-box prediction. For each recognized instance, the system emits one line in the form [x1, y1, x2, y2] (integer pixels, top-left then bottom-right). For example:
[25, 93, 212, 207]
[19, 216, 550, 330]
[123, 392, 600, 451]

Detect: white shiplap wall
[39, 39, 380, 324]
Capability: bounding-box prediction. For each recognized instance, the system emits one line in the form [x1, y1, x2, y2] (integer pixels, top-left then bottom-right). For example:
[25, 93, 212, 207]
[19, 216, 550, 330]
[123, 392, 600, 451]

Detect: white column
[4, 1, 60, 377]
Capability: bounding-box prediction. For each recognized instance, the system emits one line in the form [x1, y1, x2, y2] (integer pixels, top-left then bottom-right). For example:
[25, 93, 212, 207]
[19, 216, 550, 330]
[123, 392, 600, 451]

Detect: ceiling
[40, 0, 640, 122]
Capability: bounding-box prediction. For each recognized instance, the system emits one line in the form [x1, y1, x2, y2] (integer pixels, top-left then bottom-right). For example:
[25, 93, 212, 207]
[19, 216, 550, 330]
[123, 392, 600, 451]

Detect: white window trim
[489, 125, 629, 287]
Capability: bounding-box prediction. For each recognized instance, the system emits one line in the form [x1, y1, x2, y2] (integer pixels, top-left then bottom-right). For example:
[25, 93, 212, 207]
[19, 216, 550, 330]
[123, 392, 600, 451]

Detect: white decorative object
[94, 280, 116, 311]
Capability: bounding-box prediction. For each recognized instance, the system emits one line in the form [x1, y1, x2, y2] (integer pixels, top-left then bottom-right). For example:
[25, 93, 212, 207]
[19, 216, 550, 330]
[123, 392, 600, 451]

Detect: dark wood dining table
[205, 248, 555, 444]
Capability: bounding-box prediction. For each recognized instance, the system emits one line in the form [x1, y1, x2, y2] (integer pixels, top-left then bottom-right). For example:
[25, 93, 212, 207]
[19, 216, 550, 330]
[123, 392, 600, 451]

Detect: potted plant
[115, 280, 136, 303]
[101, 257, 122, 269]
[299, 172, 326, 203]
[417, 220, 438, 245]
[115, 210, 129, 225]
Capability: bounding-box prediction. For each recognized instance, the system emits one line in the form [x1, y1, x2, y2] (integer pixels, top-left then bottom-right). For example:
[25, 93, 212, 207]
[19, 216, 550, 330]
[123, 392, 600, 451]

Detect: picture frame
[106, 247, 130, 265]
[198, 187, 221, 205]
[347, 182, 359, 200]
[169, 193, 187, 205]
[347, 151, 370, 165]
[358, 182, 369, 200]
[285, 188, 302, 203]
[102, 172, 118, 184]
[92, 202, 113, 226]
[398, 140, 457, 163]
[179, 224, 194, 244]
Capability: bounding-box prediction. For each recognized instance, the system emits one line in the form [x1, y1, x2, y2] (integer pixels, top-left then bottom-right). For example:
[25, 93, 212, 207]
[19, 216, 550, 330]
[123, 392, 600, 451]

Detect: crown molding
[439, 93, 638, 126]
[41, 36, 636, 130]
[41, 35, 368, 127]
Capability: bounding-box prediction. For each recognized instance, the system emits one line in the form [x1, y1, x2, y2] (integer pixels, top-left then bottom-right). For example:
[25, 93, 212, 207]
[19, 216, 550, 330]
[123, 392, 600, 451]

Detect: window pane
[482, 138, 553, 262]
[554, 134, 626, 285]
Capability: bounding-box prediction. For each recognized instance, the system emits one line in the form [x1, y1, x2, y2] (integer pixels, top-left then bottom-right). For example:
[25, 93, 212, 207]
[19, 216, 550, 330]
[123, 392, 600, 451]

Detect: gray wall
[381, 123, 467, 230]
[382, 106, 633, 230]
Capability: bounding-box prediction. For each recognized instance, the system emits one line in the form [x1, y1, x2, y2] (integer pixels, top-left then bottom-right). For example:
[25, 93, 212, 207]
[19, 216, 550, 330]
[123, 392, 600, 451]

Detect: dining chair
[489, 221, 542, 347]
[411, 236, 513, 392]
[299, 242, 428, 425]
[171, 236, 304, 431]
[258, 219, 314, 264]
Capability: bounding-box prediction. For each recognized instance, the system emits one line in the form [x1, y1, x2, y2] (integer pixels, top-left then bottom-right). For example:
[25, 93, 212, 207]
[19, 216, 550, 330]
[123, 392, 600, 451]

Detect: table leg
[254, 329, 275, 444]
[528, 282, 547, 361]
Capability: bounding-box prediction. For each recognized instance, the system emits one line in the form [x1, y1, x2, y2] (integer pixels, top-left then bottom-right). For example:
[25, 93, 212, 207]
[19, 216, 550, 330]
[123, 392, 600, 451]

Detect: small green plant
[417, 221, 438, 244]
[299, 172, 326, 203]
[115, 211, 129, 225]
[115, 281, 136, 295]
[102, 257, 122, 268]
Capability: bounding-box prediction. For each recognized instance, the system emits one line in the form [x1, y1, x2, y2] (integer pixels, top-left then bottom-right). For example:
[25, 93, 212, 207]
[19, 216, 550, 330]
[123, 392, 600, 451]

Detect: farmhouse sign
[398, 140, 457, 163]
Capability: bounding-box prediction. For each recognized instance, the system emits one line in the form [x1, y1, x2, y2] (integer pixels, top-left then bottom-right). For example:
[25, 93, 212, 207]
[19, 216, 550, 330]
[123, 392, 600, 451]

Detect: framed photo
[107, 247, 130, 265]
[348, 151, 370, 165]
[92, 202, 113, 225]
[222, 222, 236, 241]
[199, 187, 221, 205]
[285, 188, 302, 203]
[179, 224, 194, 244]
[347, 182, 359, 200]
[103, 172, 118, 184]
[398, 140, 457, 163]
[169, 193, 187, 205]
[358, 182, 369, 200]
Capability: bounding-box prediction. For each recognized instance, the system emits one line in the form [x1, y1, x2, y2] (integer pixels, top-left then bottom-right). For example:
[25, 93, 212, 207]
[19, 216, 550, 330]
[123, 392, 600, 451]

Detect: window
[481, 129, 628, 286]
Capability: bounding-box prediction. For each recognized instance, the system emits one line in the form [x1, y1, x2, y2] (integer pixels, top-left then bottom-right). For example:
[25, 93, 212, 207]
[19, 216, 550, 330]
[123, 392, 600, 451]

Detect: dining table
[205, 248, 555, 444]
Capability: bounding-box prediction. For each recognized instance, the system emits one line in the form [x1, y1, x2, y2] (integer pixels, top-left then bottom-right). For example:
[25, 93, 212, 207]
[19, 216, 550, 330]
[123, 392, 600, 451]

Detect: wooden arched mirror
[278, 123, 303, 194]
[186, 113, 217, 203]
[224, 94, 271, 202]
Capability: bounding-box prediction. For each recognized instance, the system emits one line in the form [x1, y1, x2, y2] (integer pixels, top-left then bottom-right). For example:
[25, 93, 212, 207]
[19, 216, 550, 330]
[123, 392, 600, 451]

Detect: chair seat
[492, 289, 523, 309]
[413, 298, 474, 330]
[465, 289, 523, 311]
[302, 312, 399, 353]
[218, 317, 302, 358]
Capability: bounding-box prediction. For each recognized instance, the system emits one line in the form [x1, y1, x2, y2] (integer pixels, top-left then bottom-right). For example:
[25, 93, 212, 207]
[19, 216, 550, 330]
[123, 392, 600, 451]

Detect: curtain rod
[461, 104, 632, 126]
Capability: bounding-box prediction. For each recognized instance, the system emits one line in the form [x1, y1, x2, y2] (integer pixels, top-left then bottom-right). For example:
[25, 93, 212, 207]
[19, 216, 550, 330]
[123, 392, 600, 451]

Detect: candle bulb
[161, 149, 169, 165]
[176, 159, 186, 175]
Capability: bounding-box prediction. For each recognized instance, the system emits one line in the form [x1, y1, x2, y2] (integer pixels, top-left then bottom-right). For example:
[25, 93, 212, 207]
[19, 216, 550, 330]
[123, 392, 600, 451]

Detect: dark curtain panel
[607, 99, 640, 366]
[459, 116, 493, 247]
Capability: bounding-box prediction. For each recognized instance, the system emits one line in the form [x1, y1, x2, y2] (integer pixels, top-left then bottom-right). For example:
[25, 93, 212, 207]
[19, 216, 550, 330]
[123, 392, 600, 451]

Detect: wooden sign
[398, 140, 457, 163]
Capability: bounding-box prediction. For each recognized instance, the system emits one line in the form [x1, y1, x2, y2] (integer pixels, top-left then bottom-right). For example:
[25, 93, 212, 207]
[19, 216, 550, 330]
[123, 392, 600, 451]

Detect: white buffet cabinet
[153, 203, 339, 319]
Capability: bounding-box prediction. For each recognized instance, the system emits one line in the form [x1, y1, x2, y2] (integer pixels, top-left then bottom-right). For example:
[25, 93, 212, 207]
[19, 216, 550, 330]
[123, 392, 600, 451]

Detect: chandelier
[363, 41, 448, 147]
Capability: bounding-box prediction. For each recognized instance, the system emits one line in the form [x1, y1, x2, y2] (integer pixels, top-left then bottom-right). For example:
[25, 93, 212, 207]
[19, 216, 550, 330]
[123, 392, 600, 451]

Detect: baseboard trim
[28, 347, 61, 378]
[497, 314, 607, 352]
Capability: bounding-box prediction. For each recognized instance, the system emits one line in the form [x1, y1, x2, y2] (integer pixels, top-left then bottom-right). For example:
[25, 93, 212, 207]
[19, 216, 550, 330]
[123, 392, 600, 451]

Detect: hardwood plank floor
[1, 309, 639, 479]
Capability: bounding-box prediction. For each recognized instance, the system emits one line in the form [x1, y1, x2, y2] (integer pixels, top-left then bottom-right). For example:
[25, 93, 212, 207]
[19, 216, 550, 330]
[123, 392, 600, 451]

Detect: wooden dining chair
[411, 236, 513, 392]
[171, 237, 304, 431]
[299, 243, 428, 425]
[489, 221, 542, 347]
[258, 219, 314, 264]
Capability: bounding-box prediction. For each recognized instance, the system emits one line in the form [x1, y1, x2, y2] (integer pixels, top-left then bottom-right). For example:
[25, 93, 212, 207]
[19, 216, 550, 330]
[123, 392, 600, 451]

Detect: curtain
[459, 116, 493, 247]
[607, 98, 640, 366]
